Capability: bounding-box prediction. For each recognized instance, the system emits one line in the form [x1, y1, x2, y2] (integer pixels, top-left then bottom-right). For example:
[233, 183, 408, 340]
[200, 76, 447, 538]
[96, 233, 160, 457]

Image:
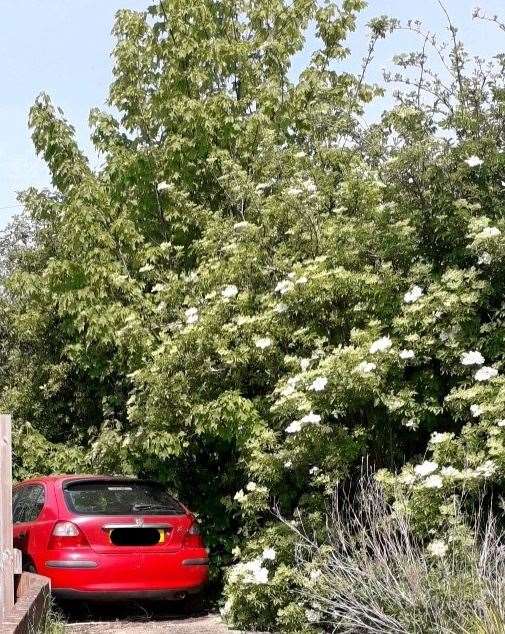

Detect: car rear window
[63, 480, 185, 516]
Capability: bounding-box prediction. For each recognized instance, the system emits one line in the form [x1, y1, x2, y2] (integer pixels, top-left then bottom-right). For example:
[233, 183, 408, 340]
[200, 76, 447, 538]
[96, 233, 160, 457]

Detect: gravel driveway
[59, 601, 259, 634]
[63, 614, 243, 633]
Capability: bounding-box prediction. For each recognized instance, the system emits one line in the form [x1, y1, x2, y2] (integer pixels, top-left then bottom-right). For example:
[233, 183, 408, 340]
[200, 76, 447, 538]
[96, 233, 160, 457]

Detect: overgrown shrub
[2, 1, 505, 630]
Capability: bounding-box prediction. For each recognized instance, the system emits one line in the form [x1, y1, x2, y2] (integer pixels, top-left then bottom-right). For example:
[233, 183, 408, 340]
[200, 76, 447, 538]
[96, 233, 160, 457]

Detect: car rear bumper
[39, 548, 209, 595]
[53, 585, 204, 601]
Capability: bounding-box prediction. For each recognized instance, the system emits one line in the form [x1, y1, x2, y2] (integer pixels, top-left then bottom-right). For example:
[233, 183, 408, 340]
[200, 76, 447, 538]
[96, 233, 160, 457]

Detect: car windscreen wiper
[131, 503, 179, 513]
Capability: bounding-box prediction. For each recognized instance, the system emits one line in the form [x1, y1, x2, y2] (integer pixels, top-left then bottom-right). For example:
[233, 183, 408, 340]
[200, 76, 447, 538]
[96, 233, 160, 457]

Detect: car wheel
[24, 561, 37, 573]
[181, 592, 205, 615]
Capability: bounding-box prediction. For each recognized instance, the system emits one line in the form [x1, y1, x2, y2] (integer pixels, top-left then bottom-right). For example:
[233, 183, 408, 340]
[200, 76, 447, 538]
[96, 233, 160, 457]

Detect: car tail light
[48, 521, 90, 549]
[183, 520, 204, 548]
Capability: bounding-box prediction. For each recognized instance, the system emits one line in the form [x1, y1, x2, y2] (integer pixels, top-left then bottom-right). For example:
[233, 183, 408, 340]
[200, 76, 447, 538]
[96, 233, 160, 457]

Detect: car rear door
[12, 484, 45, 559]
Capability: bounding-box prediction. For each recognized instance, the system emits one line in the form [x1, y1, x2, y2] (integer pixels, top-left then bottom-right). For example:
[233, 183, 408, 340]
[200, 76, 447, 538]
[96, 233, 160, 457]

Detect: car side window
[12, 489, 22, 522]
[12, 485, 45, 523]
[29, 485, 45, 521]
[13, 486, 30, 523]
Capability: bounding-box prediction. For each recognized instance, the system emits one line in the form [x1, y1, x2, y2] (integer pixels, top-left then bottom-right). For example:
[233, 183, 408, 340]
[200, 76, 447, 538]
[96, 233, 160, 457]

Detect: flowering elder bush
[2, 1, 505, 630]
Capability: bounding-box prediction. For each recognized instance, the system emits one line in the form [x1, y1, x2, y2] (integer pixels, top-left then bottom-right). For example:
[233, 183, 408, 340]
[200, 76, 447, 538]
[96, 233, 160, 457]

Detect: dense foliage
[2, 1, 505, 630]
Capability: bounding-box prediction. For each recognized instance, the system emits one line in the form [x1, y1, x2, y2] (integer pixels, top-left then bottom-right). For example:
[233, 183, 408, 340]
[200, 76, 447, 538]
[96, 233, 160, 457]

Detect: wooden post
[0, 414, 14, 621]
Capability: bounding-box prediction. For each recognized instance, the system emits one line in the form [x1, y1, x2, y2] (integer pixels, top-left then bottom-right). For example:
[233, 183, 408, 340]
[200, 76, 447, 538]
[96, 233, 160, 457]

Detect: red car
[12, 475, 209, 602]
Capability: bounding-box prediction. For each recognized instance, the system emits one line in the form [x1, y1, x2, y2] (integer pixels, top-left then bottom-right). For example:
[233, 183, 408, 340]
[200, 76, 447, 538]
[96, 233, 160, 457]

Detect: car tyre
[23, 559, 37, 573]
[181, 592, 205, 615]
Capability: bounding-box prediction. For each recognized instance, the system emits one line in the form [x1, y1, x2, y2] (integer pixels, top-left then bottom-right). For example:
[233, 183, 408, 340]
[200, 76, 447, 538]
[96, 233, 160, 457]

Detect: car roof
[15, 475, 144, 486]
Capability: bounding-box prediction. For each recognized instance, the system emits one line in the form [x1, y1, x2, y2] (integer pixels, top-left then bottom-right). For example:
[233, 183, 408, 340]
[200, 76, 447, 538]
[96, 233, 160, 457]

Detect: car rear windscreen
[63, 480, 185, 515]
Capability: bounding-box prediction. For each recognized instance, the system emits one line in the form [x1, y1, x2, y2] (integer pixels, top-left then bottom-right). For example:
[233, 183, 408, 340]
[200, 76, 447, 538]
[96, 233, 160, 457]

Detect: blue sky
[1, 0, 504, 229]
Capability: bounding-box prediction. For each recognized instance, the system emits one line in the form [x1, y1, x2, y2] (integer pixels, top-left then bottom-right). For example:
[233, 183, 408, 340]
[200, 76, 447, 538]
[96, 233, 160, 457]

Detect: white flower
[275, 302, 288, 313]
[309, 569, 322, 581]
[399, 471, 416, 485]
[305, 609, 320, 623]
[430, 432, 451, 445]
[474, 366, 498, 382]
[185, 307, 199, 324]
[236, 315, 250, 326]
[157, 181, 173, 192]
[404, 285, 424, 303]
[427, 539, 448, 557]
[234, 489, 245, 502]
[309, 466, 320, 475]
[300, 358, 311, 372]
[399, 349, 415, 359]
[497, 420, 505, 427]
[246, 481, 257, 492]
[280, 384, 296, 397]
[308, 376, 328, 392]
[139, 263, 154, 272]
[414, 461, 438, 477]
[262, 548, 276, 560]
[241, 559, 269, 585]
[295, 151, 306, 158]
[460, 468, 479, 480]
[286, 420, 302, 434]
[464, 155, 483, 168]
[275, 279, 294, 295]
[233, 221, 251, 233]
[222, 284, 238, 299]
[478, 252, 492, 265]
[151, 283, 166, 293]
[476, 460, 497, 478]
[223, 242, 237, 253]
[287, 187, 303, 196]
[252, 566, 269, 584]
[300, 412, 321, 425]
[221, 599, 233, 616]
[441, 466, 460, 477]
[479, 226, 501, 238]
[284, 460, 293, 468]
[370, 336, 392, 354]
[303, 180, 317, 194]
[461, 350, 485, 366]
[408, 177, 414, 184]
[255, 337, 272, 350]
[295, 276, 308, 285]
[470, 404, 482, 417]
[355, 361, 376, 374]
[424, 474, 443, 489]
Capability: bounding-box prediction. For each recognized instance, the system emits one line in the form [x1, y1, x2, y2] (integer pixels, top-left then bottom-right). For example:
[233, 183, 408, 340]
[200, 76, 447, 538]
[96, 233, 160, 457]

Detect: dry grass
[287, 475, 505, 633]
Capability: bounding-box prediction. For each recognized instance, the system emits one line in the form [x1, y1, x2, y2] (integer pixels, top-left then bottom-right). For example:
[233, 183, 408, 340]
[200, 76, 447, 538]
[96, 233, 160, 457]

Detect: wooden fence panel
[0, 415, 14, 621]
